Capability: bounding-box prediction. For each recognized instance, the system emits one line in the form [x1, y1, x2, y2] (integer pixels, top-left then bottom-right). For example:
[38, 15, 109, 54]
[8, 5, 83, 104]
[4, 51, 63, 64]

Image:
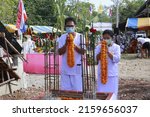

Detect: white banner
[0, 100, 149, 117]
[93, 22, 112, 31]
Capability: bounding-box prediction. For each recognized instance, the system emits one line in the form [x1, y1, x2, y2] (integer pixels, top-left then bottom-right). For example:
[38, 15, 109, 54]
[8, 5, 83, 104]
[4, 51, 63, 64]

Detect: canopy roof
[126, 18, 150, 30]
[4, 24, 60, 33]
[30, 26, 59, 34]
[4, 24, 18, 33]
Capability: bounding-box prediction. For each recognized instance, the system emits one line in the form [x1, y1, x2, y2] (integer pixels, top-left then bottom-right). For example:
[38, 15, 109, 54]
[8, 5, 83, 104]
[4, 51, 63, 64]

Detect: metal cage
[44, 34, 112, 100]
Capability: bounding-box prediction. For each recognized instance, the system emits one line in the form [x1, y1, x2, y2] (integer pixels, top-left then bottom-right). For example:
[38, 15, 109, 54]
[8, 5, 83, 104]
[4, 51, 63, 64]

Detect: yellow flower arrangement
[100, 40, 108, 84]
[67, 34, 75, 67]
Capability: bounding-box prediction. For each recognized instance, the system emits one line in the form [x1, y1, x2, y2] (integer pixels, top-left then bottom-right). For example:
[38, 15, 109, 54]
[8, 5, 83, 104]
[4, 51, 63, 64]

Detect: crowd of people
[113, 32, 150, 58]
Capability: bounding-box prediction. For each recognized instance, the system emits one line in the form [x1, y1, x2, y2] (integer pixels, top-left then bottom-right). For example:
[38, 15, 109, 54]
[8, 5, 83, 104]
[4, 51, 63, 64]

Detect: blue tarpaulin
[126, 18, 138, 29]
[30, 26, 58, 33]
[126, 18, 150, 30]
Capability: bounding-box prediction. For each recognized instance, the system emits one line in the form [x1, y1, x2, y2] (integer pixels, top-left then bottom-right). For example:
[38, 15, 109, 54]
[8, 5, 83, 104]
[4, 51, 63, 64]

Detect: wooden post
[6, 71, 12, 94]
[0, 32, 27, 62]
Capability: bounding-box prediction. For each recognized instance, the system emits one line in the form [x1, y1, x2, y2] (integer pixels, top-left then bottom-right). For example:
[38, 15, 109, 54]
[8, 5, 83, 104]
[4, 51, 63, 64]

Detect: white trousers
[97, 76, 119, 100]
[60, 74, 83, 91]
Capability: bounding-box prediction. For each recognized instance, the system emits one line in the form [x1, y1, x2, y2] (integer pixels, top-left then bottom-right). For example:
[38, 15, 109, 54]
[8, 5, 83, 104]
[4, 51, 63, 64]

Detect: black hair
[65, 17, 76, 26]
[103, 30, 114, 38]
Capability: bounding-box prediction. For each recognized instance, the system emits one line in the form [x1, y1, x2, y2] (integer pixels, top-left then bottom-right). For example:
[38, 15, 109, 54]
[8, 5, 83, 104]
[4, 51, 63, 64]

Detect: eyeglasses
[65, 25, 75, 27]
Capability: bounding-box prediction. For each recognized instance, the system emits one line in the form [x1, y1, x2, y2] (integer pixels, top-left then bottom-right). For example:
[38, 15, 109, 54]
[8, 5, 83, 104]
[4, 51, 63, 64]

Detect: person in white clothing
[95, 30, 121, 100]
[58, 17, 85, 91]
[22, 35, 36, 57]
[137, 37, 150, 58]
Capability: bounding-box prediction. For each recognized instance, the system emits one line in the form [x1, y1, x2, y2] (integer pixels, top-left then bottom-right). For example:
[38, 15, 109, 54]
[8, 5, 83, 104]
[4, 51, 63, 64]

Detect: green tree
[54, 0, 68, 34]
[111, 0, 145, 24]
[0, 0, 18, 24]
[66, 1, 96, 32]
[0, 0, 99, 33]
[54, 0, 97, 33]
[92, 6, 112, 23]
[24, 0, 57, 26]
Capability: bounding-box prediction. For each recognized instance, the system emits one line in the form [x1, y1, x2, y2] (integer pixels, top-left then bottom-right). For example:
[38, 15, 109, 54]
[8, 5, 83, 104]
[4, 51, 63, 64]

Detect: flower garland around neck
[67, 33, 75, 67]
[100, 40, 108, 84]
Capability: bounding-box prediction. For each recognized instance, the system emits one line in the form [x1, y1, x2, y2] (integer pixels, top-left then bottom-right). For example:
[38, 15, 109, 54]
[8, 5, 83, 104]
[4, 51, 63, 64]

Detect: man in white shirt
[58, 17, 85, 91]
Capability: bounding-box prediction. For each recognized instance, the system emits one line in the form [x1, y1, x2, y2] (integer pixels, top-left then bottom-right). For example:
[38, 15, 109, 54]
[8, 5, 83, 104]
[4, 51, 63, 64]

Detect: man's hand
[58, 44, 67, 55]
[58, 39, 68, 55]
[74, 44, 85, 55]
[96, 52, 101, 61]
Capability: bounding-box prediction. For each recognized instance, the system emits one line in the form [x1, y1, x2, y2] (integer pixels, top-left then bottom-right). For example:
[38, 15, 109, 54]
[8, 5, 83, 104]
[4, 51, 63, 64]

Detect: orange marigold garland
[100, 40, 108, 84]
[67, 34, 75, 67]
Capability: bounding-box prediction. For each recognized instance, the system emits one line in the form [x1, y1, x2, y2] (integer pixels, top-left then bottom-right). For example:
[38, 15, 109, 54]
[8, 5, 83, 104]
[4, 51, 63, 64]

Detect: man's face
[65, 21, 76, 33]
[66, 21, 75, 28]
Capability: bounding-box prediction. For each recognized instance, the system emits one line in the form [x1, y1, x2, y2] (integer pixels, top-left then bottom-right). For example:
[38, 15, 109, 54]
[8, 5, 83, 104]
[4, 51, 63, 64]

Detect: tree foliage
[68, 1, 96, 32]
[0, 0, 18, 24]
[0, 0, 97, 33]
[24, 0, 57, 26]
[111, 0, 145, 24]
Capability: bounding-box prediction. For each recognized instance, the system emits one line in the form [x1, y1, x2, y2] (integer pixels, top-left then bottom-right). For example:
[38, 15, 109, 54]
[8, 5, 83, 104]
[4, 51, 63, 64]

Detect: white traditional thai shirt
[58, 33, 85, 75]
[95, 42, 121, 77]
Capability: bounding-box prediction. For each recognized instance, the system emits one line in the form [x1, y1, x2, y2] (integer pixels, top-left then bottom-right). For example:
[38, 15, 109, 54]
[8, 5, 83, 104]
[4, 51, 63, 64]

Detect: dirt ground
[119, 54, 150, 100]
[0, 54, 150, 100]
[119, 78, 150, 100]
